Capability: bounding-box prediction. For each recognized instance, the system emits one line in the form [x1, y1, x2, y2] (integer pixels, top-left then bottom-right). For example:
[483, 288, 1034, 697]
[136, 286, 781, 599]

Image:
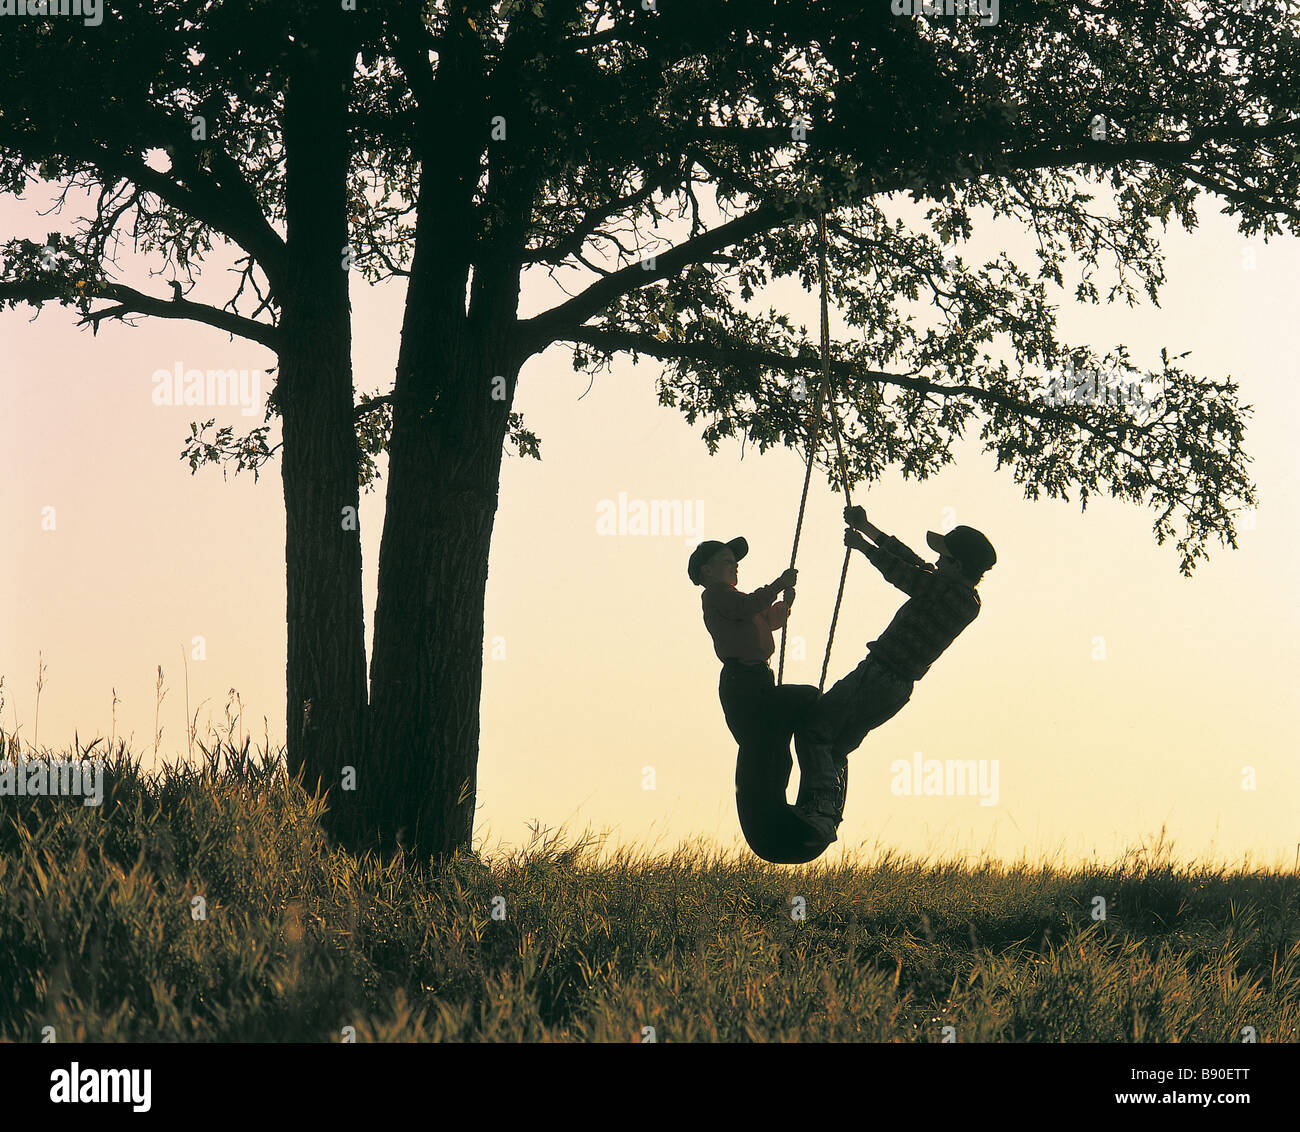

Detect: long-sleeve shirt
[701, 578, 791, 664]
[859, 534, 981, 681]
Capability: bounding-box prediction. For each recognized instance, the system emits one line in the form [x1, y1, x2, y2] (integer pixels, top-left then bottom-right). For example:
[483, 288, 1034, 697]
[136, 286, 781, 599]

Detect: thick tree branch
[564, 325, 1170, 457]
[0, 278, 281, 349]
[92, 282, 281, 348]
[1005, 117, 1300, 176]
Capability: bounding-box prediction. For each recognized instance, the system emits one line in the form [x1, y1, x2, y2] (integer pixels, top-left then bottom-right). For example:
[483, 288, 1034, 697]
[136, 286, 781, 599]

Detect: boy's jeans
[718, 659, 840, 864]
[801, 653, 916, 767]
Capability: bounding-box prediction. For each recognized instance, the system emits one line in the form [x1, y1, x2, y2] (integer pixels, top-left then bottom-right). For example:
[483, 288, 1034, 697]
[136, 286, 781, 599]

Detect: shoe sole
[795, 808, 838, 843]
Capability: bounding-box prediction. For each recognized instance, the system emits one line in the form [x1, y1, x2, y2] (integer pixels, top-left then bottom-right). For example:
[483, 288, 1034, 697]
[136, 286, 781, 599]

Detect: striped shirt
[701, 579, 792, 664]
[861, 534, 980, 681]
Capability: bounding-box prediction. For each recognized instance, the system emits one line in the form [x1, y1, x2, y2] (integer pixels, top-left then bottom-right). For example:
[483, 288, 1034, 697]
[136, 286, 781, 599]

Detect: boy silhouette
[688, 538, 841, 863]
[797, 506, 997, 837]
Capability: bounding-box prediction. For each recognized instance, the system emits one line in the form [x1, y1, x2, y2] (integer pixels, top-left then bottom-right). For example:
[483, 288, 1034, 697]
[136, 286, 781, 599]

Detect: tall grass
[0, 730, 1297, 1042]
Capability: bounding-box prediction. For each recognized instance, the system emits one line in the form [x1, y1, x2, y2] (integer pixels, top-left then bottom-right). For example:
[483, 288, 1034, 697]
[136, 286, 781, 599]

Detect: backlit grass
[1, 735, 1297, 1042]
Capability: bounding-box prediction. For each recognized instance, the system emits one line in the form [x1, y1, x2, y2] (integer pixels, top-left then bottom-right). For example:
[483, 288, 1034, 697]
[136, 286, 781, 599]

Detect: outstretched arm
[845, 506, 928, 569]
[846, 506, 887, 544]
[845, 528, 924, 596]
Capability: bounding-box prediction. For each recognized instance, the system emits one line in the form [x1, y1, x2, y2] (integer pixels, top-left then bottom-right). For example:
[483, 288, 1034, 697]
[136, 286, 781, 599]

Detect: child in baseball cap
[794, 506, 996, 831]
[689, 537, 843, 859]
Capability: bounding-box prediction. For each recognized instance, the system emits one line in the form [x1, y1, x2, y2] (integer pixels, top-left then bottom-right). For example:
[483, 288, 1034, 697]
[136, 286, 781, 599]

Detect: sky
[2, 178, 1298, 871]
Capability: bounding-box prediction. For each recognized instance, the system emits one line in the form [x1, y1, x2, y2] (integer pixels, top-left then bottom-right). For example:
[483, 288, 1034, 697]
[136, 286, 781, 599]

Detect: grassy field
[0, 737, 1297, 1043]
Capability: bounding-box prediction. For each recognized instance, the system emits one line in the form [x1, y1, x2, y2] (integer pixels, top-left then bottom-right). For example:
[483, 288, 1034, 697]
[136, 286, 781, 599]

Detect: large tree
[2, 0, 1294, 857]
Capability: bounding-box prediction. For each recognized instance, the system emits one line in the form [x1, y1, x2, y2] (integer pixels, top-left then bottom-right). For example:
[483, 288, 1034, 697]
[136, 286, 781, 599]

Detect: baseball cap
[687, 537, 749, 584]
[925, 526, 997, 576]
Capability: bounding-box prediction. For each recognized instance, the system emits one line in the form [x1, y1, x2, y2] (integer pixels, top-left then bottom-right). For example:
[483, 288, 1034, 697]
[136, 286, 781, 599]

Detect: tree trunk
[364, 296, 521, 859]
[279, 33, 367, 830]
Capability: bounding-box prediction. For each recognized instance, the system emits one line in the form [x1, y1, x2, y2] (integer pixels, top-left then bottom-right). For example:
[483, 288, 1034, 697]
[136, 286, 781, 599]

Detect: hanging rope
[777, 212, 856, 692]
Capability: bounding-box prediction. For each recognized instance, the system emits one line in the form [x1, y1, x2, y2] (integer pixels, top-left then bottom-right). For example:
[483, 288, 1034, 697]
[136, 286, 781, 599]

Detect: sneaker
[796, 789, 842, 843]
[796, 807, 837, 843]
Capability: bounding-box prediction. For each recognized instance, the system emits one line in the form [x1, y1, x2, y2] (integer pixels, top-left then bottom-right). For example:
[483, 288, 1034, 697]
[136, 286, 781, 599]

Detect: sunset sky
[3, 183, 1297, 870]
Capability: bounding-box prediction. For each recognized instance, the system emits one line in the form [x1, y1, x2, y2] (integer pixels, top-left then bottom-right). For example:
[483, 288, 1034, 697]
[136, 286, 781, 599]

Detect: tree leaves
[0, 1, 1291, 572]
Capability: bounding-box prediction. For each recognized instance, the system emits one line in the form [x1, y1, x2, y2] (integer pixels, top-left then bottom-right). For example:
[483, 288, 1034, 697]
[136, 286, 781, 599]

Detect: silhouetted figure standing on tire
[689, 538, 839, 863]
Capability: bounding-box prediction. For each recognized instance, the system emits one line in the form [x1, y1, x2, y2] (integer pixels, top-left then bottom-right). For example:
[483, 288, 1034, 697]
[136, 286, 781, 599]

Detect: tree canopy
[4, 1, 1292, 575]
